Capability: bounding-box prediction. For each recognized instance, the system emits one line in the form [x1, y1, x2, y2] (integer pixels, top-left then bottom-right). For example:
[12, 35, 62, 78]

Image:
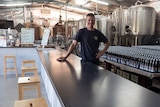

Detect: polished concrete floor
[0, 74, 51, 107]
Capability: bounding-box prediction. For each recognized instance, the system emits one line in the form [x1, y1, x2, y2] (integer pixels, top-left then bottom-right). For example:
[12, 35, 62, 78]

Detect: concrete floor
[0, 74, 51, 107]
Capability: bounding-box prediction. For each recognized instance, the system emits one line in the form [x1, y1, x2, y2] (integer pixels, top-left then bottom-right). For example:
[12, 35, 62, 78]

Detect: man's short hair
[86, 13, 95, 17]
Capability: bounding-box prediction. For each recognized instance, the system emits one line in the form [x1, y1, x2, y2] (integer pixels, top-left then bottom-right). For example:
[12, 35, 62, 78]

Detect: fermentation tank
[112, 8, 128, 36]
[112, 7, 129, 45]
[95, 16, 113, 39]
[94, 16, 113, 52]
[128, 5, 156, 36]
[78, 19, 86, 29]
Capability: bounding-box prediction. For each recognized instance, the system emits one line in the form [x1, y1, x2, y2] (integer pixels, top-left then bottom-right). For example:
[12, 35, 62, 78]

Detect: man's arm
[96, 41, 110, 59]
[57, 40, 78, 61]
[65, 40, 78, 58]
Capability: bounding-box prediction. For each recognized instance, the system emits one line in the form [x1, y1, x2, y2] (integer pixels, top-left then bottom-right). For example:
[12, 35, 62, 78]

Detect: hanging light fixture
[90, 0, 109, 6]
[64, 6, 91, 13]
[75, 0, 88, 5]
[0, 3, 32, 7]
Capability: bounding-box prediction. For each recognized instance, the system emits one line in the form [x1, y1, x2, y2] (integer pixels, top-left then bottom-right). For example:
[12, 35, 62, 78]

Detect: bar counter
[38, 48, 160, 107]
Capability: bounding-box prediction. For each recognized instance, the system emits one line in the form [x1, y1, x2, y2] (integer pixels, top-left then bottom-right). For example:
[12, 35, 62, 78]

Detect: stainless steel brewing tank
[112, 8, 129, 36]
[78, 19, 86, 29]
[95, 16, 113, 38]
[128, 5, 156, 36]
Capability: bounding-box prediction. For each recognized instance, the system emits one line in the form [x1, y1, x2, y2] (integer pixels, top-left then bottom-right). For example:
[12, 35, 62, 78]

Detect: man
[57, 13, 110, 65]
[125, 25, 133, 46]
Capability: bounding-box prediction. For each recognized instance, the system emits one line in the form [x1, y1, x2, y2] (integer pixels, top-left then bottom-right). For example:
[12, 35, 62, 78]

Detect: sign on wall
[21, 28, 34, 44]
[41, 28, 50, 47]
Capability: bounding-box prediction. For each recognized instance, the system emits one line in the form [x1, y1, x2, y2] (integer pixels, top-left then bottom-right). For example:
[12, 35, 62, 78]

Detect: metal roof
[0, 0, 156, 14]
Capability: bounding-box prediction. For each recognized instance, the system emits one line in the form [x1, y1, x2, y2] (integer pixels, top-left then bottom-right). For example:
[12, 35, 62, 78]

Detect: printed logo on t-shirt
[94, 36, 98, 40]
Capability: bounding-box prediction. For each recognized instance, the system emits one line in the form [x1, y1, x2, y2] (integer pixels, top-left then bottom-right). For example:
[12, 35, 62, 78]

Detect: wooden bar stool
[4, 55, 18, 78]
[14, 98, 48, 107]
[21, 60, 38, 77]
[18, 76, 41, 100]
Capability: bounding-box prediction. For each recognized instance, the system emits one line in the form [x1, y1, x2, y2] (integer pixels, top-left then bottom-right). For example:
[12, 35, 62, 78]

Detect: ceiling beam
[49, 0, 93, 12]
[66, 0, 71, 4]
[100, 0, 119, 6]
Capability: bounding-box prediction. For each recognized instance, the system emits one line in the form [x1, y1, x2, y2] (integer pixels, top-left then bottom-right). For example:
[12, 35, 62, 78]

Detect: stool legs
[18, 76, 41, 100]
[37, 83, 41, 98]
[4, 55, 18, 78]
[21, 71, 25, 77]
[4, 57, 6, 78]
[13, 57, 18, 78]
[18, 84, 23, 100]
[18, 83, 41, 100]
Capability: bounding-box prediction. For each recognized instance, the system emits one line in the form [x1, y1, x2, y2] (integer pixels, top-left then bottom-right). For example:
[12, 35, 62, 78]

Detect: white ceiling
[0, 0, 157, 14]
[0, 0, 159, 26]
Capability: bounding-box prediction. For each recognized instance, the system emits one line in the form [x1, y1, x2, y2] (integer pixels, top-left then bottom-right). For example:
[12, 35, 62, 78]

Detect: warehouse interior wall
[0, 6, 85, 28]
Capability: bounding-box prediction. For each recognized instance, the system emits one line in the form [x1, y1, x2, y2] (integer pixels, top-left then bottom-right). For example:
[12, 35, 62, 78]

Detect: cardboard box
[111, 65, 117, 73]
[117, 69, 123, 76]
[130, 74, 138, 83]
[123, 71, 130, 80]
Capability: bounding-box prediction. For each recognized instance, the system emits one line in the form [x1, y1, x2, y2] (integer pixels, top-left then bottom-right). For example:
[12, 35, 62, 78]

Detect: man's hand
[96, 41, 110, 59]
[57, 57, 67, 62]
[96, 51, 105, 59]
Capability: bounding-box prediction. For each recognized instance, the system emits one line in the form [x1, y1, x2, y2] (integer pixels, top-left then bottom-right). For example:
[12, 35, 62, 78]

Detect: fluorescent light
[91, 0, 109, 6]
[0, 3, 32, 7]
[65, 6, 91, 13]
[75, 0, 88, 5]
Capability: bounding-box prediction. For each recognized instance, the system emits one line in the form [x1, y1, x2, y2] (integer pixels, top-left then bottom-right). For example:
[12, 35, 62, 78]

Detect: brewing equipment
[64, 20, 78, 39]
[64, 20, 78, 49]
[96, 16, 112, 37]
[111, 7, 129, 46]
[128, 5, 156, 45]
[78, 19, 86, 29]
[95, 15, 113, 44]
[111, 2, 157, 46]
[128, 5, 156, 36]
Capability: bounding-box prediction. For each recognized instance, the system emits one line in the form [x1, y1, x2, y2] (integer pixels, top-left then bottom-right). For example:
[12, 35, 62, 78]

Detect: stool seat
[18, 76, 40, 84]
[14, 98, 48, 107]
[22, 60, 36, 64]
[4, 55, 18, 78]
[18, 76, 41, 100]
[22, 66, 37, 70]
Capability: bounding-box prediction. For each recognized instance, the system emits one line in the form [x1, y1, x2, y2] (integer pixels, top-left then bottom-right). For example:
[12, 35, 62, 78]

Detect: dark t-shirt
[74, 28, 108, 64]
